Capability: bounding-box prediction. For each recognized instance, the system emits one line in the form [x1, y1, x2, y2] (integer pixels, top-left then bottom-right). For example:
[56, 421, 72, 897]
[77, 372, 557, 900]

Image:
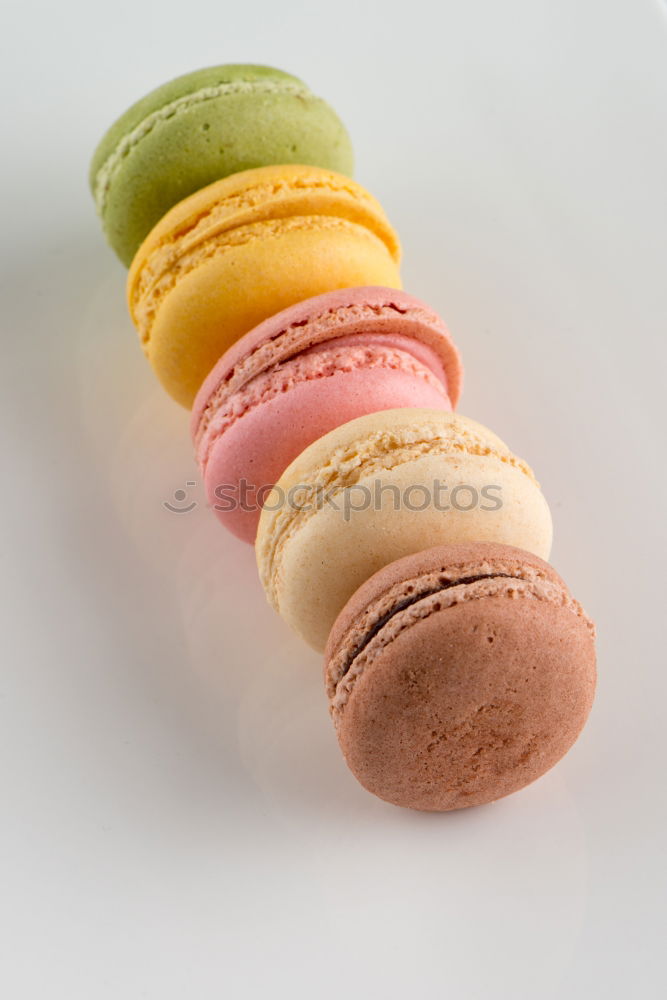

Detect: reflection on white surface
[67, 235, 592, 998]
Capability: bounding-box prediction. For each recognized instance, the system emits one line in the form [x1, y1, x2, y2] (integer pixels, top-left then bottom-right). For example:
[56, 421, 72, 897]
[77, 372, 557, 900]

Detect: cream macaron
[255, 409, 553, 651]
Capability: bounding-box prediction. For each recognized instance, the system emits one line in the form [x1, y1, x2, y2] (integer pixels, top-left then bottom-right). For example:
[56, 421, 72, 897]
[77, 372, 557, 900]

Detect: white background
[2, 1, 666, 996]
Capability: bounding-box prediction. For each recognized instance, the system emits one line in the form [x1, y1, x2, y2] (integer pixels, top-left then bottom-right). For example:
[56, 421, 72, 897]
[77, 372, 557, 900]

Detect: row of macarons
[91, 64, 596, 811]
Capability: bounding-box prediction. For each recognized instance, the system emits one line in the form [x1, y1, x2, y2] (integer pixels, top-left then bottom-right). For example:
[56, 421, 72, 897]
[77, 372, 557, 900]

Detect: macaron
[128, 165, 401, 407]
[90, 64, 354, 265]
[256, 408, 553, 651]
[192, 287, 463, 543]
[324, 542, 596, 811]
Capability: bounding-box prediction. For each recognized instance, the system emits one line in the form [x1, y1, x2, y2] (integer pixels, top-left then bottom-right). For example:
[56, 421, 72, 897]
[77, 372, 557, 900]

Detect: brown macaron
[324, 542, 596, 811]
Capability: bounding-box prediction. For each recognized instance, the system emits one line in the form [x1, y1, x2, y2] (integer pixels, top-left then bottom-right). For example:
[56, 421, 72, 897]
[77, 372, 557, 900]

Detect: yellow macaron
[127, 164, 402, 406]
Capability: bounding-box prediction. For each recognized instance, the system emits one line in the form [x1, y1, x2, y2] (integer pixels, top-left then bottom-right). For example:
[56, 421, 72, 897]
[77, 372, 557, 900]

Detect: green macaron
[90, 64, 355, 266]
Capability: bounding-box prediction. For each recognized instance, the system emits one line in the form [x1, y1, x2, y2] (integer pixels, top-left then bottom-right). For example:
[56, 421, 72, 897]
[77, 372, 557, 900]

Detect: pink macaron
[191, 287, 463, 543]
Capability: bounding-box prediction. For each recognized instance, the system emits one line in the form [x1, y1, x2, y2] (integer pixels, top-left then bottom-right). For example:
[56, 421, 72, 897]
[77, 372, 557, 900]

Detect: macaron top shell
[91, 64, 354, 265]
[191, 287, 463, 455]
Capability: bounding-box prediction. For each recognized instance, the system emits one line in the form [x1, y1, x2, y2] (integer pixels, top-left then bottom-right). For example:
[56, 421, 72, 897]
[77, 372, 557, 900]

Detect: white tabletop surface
[2, 0, 666, 996]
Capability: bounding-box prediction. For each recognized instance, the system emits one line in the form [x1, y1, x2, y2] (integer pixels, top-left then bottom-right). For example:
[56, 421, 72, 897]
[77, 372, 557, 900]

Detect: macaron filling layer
[333, 573, 516, 679]
[195, 333, 451, 470]
[93, 79, 315, 217]
[327, 566, 592, 715]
